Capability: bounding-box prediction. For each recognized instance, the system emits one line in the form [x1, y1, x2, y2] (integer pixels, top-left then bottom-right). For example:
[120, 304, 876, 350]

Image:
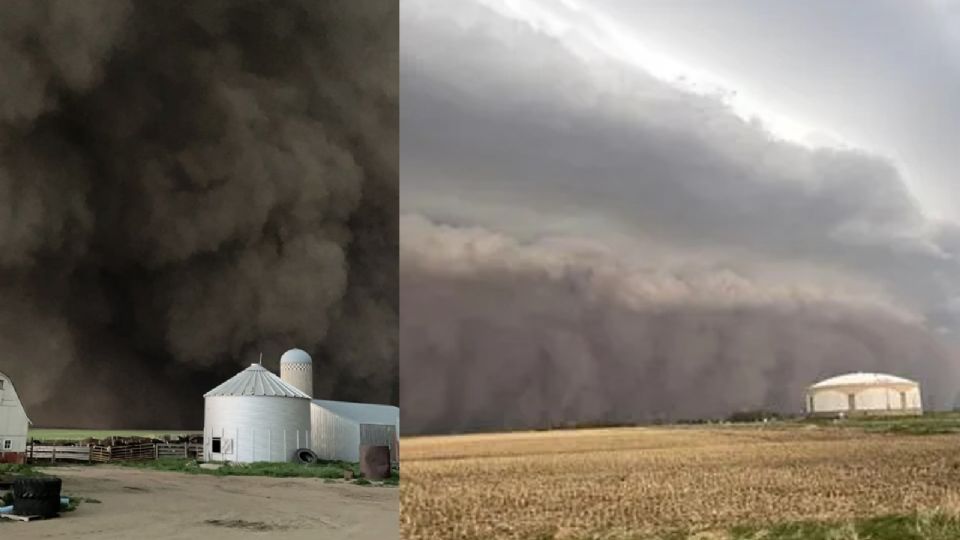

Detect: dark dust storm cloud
[400, 217, 959, 434]
[0, 0, 397, 428]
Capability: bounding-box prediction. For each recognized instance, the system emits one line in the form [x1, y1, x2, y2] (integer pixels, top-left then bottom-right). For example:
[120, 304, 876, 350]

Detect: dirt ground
[2, 465, 398, 540]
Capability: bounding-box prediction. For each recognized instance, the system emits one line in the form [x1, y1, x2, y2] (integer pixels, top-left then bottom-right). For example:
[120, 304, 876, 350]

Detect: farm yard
[0, 429, 399, 539]
[400, 418, 960, 539]
[1, 464, 398, 540]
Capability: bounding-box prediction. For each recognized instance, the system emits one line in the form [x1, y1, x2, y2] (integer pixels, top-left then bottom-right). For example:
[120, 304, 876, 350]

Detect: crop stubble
[401, 427, 960, 539]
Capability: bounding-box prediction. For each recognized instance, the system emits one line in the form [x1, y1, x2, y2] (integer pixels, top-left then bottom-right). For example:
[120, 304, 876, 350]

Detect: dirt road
[1, 465, 398, 540]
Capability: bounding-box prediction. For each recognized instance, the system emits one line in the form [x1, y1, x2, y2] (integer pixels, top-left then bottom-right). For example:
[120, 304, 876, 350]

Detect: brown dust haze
[0, 0, 397, 428]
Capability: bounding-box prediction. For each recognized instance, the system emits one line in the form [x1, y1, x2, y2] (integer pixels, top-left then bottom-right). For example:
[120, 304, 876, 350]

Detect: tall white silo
[203, 363, 311, 463]
[280, 348, 313, 398]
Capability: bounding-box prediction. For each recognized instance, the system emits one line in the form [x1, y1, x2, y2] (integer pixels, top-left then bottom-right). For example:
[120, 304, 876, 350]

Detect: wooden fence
[28, 445, 93, 463]
[90, 442, 155, 462]
[156, 442, 203, 459]
[28, 442, 203, 463]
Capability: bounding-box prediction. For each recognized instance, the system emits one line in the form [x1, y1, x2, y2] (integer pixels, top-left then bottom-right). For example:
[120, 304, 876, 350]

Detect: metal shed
[310, 400, 400, 463]
[0, 370, 31, 464]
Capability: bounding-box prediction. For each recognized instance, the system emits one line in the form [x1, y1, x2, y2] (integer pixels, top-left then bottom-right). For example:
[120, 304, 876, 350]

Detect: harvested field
[1, 465, 397, 539]
[400, 425, 960, 539]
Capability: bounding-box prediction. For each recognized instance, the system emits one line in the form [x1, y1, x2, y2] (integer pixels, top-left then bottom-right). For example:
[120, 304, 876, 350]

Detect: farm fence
[28, 441, 203, 464]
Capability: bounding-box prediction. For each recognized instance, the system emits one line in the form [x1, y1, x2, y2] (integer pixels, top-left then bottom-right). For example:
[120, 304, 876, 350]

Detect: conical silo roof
[204, 363, 311, 398]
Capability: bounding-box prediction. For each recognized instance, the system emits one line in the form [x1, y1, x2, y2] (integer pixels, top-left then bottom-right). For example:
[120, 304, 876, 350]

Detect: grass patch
[383, 470, 400, 486]
[859, 418, 960, 435]
[118, 458, 205, 473]
[725, 512, 960, 540]
[214, 461, 361, 479]
[0, 463, 43, 477]
[61, 495, 82, 513]
[793, 412, 960, 435]
[115, 458, 399, 485]
[116, 458, 363, 480]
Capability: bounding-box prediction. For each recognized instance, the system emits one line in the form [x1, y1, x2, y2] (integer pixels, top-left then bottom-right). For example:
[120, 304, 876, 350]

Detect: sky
[400, 0, 960, 433]
[0, 0, 397, 428]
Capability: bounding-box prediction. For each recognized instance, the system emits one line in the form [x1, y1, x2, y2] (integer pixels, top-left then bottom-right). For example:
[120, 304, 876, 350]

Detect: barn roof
[311, 399, 399, 425]
[204, 363, 310, 398]
[809, 372, 917, 389]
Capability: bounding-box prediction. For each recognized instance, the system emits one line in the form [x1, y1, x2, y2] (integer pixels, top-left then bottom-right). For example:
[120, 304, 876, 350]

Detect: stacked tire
[13, 477, 62, 518]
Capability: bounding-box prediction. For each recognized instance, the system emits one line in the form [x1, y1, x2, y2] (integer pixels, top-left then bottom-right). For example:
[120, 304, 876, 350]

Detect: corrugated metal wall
[203, 395, 311, 463]
[310, 406, 360, 462]
[309, 401, 400, 463]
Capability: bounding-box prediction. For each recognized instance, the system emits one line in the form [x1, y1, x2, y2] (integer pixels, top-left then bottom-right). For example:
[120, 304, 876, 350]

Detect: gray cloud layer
[400, 0, 960, 433]
[0, 0, 397, 428]
[593, 0, 960, 219]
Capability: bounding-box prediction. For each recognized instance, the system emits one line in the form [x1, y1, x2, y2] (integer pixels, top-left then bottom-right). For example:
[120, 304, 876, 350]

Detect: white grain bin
[203, 363, 311, 463]
[0, 370, 31, 464]
[280, 348, 313, 398]
[805, 372, 922, 417]
[310, 399, 400, 463]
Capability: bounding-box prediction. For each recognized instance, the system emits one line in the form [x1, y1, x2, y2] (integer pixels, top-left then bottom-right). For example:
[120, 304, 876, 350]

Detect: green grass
[208, 461, 362, 479]
[643, 512, 960, 539]
[722, 512, 960, 540]
[796, 412, 960, 435]
[29, 428, 201, 441]
[61, 495, 82, 513]
[0, 463, 44, 476]
[4, 456, 397, 488]
[116, 457, 364, 479]
[383, 469, 400, 486]
[114, 458, 399, 485]
[708, 411, 960, 436]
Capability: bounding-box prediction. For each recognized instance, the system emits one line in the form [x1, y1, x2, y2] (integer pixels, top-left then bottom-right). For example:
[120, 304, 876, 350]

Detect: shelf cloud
[400, 0, 960, 433]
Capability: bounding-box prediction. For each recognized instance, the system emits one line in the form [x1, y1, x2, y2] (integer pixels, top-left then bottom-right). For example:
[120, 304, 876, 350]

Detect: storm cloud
[0, 0, 397, 428]
[400, 0, 960, 433]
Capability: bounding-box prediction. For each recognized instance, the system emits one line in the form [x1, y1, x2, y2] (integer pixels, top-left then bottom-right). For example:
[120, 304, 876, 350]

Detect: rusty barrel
[359, 445, 391, 480]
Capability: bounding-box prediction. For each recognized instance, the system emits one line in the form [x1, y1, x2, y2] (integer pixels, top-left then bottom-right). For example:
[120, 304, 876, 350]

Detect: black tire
[13, 477, 61, 499]
[294, 448, 318, 464]
[13, 496, 60, 517]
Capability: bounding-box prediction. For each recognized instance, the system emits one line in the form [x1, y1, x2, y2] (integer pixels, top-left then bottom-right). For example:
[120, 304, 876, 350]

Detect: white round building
[203, 363, 311, 463]
[280, 348, 313, 397]
[805, 372, 922, 417]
